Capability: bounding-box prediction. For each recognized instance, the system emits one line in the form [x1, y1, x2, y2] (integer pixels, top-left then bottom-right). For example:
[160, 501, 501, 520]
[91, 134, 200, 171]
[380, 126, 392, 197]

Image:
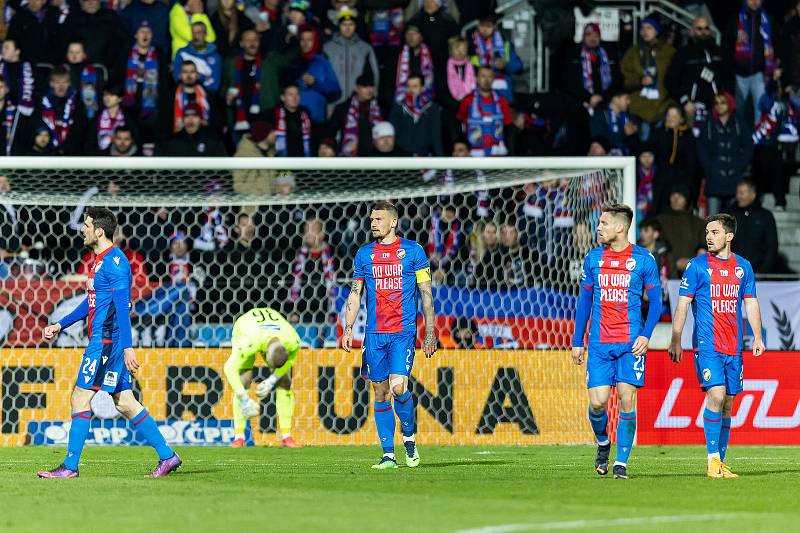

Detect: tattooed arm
[341, 278, 363, 352]
[418, 280, 437, 357]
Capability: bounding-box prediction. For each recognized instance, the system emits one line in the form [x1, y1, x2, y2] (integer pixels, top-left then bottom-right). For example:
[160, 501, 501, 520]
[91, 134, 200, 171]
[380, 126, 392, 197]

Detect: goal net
[0, 157, 632, 447]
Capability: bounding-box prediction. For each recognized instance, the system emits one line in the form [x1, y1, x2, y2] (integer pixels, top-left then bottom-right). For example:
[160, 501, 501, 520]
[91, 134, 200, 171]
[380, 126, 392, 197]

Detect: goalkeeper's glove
[256, 374, 279, 399]
[237, 391, 261, 417]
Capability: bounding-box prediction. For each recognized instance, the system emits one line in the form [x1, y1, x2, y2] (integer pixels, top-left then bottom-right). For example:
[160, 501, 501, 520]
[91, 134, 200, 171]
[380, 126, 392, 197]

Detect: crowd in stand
[1, 0, 800, 344]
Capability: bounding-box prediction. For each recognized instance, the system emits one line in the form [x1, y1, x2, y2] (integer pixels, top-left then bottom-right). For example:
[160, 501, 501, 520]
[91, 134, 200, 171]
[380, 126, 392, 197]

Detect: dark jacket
[164, 127, 227, 157]
[406, 6, 460, 99]
[665, 37, 730, 107]
[64, 8, 131, 87]
[697, 114, 753, 197]
[329, 98, 379, 157]
[589, 105, 637, 155]
[6, 6, 61, 65]
[121, 0, 171, 54]
[655, 209, 705, 278]
[651, 125, 698, 211]
[389, 98, 443, 156]
[560, 43, 622, 105]
[210, 8, 254, 59]
[33, 95, 88, 156]
[724, 202, 778, 273]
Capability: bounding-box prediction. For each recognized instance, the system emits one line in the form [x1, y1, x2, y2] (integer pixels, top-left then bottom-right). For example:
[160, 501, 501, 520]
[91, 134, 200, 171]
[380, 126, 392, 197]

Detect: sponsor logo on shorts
[702, 368, 711, 382]
[103, 371, 118, 387]
[625, 258, 636, 271]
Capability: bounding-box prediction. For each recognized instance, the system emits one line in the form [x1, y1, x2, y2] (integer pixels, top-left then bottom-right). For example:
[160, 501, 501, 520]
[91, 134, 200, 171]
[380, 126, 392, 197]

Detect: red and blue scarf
[41, 90, 77, 147]
[402, 92, 431, 123]
[580, 45, 612, 95]
[0, 60, 35, 115]
[473, 30, 505, 73]
[427, 210, 462, 268]
[340, 94, 381, 156]
[395, 43, 433, 102]
[467, 90, 506, 156]
[233, 53, 261, 131]
[290, 244, 335, 302]
[3, 99, 14, 155]
[124, 46, 159, 116]
[274, 106, 311, 157]
[735, 5, 775, 78]
[370, 7, 404, 47]
[67, 62, 98, 119]
[636, 164, 655, 222]
[97, 106, 125, 151]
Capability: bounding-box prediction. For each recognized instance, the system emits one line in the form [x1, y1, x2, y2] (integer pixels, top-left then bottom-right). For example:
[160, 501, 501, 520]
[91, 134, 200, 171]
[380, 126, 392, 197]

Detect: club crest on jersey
[735, 266, 744, 279]
[396, 249, 406, 259]
[702, 368, 711, 382]
[625, 258, 636, 271]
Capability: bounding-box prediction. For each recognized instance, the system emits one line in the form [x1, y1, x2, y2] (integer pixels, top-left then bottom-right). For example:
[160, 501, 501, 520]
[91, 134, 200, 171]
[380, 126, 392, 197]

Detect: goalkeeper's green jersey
[231, 308, 301, 373]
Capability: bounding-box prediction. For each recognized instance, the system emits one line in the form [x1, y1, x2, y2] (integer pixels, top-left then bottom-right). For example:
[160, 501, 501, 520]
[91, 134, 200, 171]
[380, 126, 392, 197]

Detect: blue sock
[588, 407, 609, 445]
[373, 401, 395, 455]
[703, 408, 723, 456]
[131, 409, 174, 460]
[393, 391, 415, 438]
[64, 410, 92, 471]
[719, 417, 732, 461]
[615, 410, 636, 465]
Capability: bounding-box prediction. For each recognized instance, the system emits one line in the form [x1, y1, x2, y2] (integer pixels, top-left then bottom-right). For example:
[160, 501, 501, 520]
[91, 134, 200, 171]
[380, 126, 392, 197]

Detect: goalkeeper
[223, 307, 302, 448]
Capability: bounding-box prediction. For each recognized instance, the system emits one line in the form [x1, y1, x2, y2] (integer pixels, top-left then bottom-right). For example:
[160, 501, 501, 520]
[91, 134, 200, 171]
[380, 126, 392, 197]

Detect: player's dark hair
[639, 218, 661, 233]
[372, 200, 398, 219]
[85, 207, 117, 239]
[601, 203, 634, 230]
[706, 213, 736, 235]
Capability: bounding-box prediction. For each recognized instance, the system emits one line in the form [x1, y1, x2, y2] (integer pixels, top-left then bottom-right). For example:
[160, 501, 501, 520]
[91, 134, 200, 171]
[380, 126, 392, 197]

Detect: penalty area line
[453, 513, 753, 533]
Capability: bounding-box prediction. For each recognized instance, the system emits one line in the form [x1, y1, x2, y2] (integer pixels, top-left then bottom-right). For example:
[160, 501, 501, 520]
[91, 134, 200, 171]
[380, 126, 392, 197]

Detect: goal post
[0, 156, 633, 447]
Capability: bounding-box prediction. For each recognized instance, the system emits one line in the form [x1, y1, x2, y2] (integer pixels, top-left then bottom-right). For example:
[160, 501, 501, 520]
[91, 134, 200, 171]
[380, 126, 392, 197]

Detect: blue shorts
[694, 351, 743, 395]
[362, 331, 416, 382]
[76, 340, 133, 394]
[586, 342, 645, 389]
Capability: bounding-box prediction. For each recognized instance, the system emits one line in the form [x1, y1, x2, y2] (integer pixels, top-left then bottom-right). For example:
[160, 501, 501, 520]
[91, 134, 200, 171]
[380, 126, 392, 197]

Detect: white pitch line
[453, 513, 753, 533]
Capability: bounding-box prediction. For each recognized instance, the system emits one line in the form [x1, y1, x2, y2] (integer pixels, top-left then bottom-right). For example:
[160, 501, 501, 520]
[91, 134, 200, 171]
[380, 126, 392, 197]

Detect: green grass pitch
[1, 445, 797, 532]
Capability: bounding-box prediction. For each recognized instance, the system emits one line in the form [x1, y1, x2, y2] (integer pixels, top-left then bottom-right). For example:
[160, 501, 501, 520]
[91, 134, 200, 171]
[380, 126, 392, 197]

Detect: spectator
[621, 16, 675, 140]
[84, 86, 137, 155]
[442, 316, 483, 349]
[724, 178, 778, 273]
[329, 71, 382, 157]
[37, 66, 87, 156]
[0, 76, 27, 156]
[123, 22, 170, 155]
[778, 1, 800, 91]
[121, 0, 171, 54]
[588, 136, 610, 156]
[752, 81, 794, 210]
[467, 13, 522, 103]
[323, 7, 379, 108]
[317, 137, 338, 156]
[638, 218, 670, 278]
[101, 124, 139, 156]
[24, 125, 56, 156]
[369, 120, 408, 156]
[472, 220, 504, 289]
[665, 16, 729, 135]
[0, 39, 36, 117]
[173, 21, 223, 93]
[589, 90, 639, 155]
[272, 83, 313, 157]
[169, 0, 216, 60]
[321, 0, 363, 38]
[64, 41, 105, 122]
[364, 0, 407, 111]
[173, 61, 211, 133]
[446, 36, 476, 103]
[222, 29, 296, 133]
[636, 147, 658, 223]
[7, 0, 59, 65]
[427, 203, 462, 284]
[289, 216, 337, 324]
[561, 22, 621, 115]
[697, 92, 753, 215]
[723, 0, 779, 126]
[406, 0, 459, 100]
[500, 221, 536, 287]
[286, 25, 341, 125]
[279, 0, 311, 50]
[394, 25, 433, 102]
[389, 73, 443, 156]
[456, 66, 511, 157]
[242, 0, 283, 54]
[651, 103, 697, 213]
[232, 120, 277, 196]
[65, 0, 130, 86]
[210, 0, 254, 58]
[164, 102, 226, 156]
[655, 187, 705, 278]
[134, 230, 193, 347]
[194, 184, 230, 253]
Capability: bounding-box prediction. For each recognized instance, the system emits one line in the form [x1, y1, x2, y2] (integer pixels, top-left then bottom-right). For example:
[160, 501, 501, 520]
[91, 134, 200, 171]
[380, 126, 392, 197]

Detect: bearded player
[341, 200, 436, 469]
[38, 208, 181, 478]
[223, 307, 302, 448]
[669, 213, 764, 478]
[572, 204, 662, 479]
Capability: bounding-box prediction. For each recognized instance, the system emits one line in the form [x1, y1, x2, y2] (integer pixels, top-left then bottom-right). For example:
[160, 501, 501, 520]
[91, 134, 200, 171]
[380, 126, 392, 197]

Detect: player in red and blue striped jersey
[572, 204, 662, 480]
[669, 213, 765, 478]
[341, 200, 437, 469]
[37, 208, 181, 479]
